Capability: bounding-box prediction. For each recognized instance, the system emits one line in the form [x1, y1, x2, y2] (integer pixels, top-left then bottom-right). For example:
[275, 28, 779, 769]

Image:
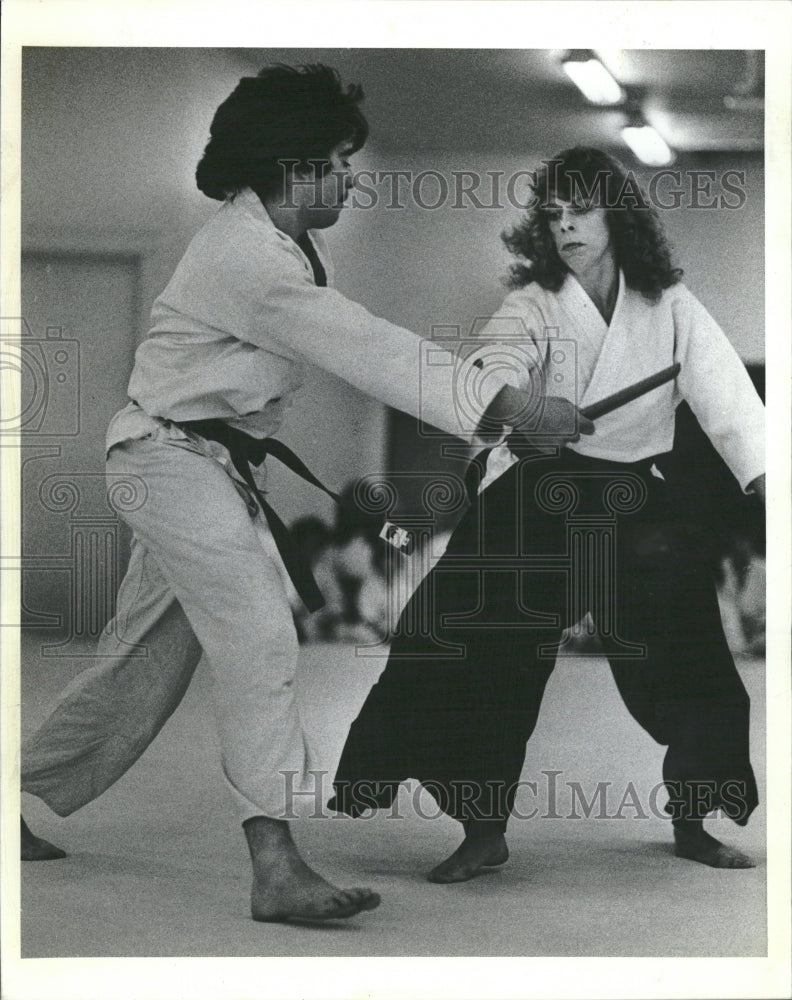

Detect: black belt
[464, 444, 662, 505]
[179, 418, 343, 613]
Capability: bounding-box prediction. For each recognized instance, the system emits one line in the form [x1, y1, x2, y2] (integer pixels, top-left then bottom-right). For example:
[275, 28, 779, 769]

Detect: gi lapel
[572, 270, 627, 411]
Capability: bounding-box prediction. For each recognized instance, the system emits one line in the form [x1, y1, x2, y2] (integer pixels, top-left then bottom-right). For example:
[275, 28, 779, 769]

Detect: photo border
[2, 3, 790, 999]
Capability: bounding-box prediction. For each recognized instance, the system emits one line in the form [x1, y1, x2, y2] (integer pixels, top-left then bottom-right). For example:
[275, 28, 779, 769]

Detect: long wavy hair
[503, 146, 682, 301]
[195, 64, 368, 201]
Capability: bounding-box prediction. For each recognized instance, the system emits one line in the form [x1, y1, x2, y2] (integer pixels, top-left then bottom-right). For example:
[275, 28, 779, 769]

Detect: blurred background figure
[294, 487, 390, 644]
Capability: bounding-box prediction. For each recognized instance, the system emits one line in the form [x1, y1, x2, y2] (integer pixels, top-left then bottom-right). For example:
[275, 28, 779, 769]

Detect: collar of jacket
[229, 187, 333, 284]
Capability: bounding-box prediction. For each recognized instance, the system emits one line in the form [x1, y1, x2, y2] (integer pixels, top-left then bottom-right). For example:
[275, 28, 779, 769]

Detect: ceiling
[236, 48, 764, 158]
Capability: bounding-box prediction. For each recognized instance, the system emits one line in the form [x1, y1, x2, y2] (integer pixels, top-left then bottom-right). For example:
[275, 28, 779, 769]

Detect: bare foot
[251, 851, 381, 922]
[427, 833, 509, 884]
[21, 817, 66, 861]
[674, 826, 755, 869]
[244, 816, 380, 922]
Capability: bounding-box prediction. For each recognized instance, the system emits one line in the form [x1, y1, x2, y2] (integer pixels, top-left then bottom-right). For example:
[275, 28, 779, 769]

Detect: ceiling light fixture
[561, 50, 625, 106]
[620, 105, 676, 166]
[621, 125, 676, 166]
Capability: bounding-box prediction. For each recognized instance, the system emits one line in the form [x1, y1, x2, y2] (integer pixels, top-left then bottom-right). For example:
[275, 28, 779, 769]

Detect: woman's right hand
[521, 395, 595, 444]
[479, 385, 594, 445]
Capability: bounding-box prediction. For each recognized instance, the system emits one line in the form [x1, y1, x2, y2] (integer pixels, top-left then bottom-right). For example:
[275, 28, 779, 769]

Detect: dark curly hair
[503, 146, 682, 301]
[195, 64, 368, 201]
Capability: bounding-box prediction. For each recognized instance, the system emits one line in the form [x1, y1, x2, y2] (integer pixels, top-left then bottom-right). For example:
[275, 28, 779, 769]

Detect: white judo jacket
[473, 273, 765, 493]
[109, 188, 502, 452]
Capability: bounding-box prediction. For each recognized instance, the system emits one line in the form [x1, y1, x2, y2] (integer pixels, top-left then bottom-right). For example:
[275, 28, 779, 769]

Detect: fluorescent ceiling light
[562, 57, 625, 105]
[621, 125, 676, 166]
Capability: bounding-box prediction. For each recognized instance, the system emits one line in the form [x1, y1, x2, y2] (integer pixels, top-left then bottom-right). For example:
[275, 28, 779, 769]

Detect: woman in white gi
[330, 147, 765, 883]
[20, 66, 565, 922]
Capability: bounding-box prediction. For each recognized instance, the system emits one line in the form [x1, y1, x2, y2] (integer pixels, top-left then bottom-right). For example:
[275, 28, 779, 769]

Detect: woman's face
[303, 142, 353, 229]
[290, 139, 356, 230]
[544, 198, 613, 277]
[320, 140, 355, 213]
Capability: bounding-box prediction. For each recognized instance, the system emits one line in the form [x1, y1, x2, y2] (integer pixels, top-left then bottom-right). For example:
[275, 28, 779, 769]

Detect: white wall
[329, 146, 764, 363]
[641, 161, 764, 362]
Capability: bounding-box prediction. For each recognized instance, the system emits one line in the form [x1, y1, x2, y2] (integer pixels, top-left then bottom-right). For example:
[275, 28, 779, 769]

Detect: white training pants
[22, 428, 315, 822]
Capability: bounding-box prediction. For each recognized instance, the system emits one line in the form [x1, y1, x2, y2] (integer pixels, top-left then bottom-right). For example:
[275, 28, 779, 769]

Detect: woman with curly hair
[330, 147, 765, 883]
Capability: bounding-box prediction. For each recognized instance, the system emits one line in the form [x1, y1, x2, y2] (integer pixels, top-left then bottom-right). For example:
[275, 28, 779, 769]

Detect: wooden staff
[580, 363, 681, 420]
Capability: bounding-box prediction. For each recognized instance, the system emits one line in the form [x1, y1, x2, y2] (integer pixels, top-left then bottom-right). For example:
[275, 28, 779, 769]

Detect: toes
[675, 840, 757, 869]
[360, 890, 382, 910]
[252, 881, 381, 923]
[316, 889, 378, 919]
[254, 894, 357, 923]
[427, 865, 471, 884]
[355, 889, 381, 911]
[340, 887, 373, 905]
[719, 850, 755, 869]
[21, 819, 66, 861]
[21, 840, 67, 861]
[331, 887, 381, 913]
[321, 894, 359, 918]
[427, 850, 506, 883]
[708, 845, 756, 869]
[427, 870, 453, 884]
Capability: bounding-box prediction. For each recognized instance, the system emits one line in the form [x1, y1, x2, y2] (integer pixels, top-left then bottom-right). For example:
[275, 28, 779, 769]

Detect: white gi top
[108, 188, 502, 451]
[474, 272, 765, 493]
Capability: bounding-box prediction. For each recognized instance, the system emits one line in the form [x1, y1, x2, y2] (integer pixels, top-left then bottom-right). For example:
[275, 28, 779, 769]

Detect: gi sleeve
[466, 292, 547, 392]
[673, 286, 765, 492]
[240, 246, 507, 444]
[460, 292, 550, 442]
